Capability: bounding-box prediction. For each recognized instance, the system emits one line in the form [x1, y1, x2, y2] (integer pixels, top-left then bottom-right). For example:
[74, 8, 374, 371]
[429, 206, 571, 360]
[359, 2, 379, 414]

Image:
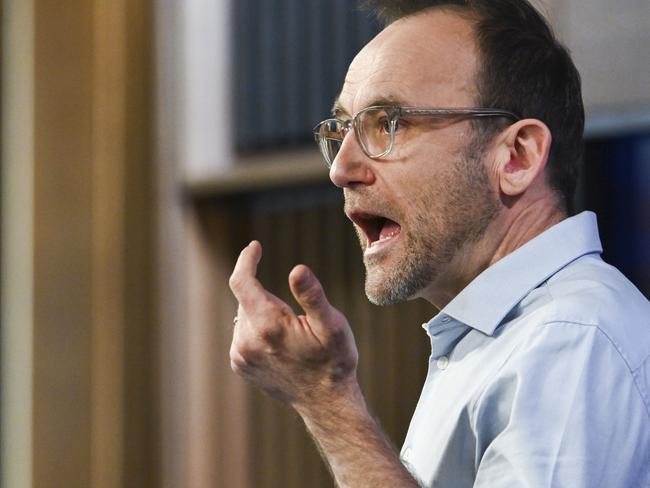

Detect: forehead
[335, 9, 479, 116]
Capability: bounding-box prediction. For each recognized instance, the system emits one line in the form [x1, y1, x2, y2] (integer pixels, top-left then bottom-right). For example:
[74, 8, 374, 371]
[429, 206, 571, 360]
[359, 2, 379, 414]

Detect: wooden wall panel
[193, 185, 434, 487]
[187, 203, 252, 488]
[0, 0, 157, 486]
[121, 1, 157, 487]
[1, 1, 35, 486]
[33, 1, 94, 485]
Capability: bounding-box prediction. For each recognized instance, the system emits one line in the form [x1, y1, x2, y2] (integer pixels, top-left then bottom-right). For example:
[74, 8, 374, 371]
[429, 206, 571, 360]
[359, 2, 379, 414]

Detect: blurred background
[1, 0, 648, 487]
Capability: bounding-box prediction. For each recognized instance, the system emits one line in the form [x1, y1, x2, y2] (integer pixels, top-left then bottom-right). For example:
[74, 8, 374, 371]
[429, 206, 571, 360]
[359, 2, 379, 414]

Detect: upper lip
[346, 208, 398, 244]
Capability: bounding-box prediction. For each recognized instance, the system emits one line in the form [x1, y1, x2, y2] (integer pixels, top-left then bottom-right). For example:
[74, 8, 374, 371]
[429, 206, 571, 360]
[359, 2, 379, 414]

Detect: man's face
[330, 10, 500, 306]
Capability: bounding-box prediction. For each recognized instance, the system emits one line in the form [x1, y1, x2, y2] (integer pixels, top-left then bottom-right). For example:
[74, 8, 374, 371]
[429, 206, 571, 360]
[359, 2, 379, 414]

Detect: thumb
[289, 265, 333, 323]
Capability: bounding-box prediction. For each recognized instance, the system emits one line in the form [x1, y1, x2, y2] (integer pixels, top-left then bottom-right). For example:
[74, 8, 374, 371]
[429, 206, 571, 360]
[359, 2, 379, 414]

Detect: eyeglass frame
[312, 105, 521, 167]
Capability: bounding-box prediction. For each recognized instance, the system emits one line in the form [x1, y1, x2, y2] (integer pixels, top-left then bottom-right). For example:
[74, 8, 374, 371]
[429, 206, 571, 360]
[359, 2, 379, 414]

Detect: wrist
[292, 378, 419, 488]
[292, 376, 366, 420]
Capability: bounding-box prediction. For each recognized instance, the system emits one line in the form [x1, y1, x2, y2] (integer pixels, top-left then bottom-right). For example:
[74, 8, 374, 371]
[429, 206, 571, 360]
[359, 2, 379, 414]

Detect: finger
[289, 265, 334, 324]
[229, 241, 266, 308]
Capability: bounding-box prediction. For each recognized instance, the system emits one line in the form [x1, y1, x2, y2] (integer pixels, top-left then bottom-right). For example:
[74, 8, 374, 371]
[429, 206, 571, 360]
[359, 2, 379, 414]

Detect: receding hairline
[365, 2, 480, 28]
[332, 7, 483, 116]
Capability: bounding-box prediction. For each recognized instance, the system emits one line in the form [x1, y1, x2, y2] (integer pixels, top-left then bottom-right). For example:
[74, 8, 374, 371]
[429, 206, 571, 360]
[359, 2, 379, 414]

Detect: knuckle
[230, 358, 244, 375]
[254, 309, 292, 345]
[228, 272, 242, 291]
[231, 339, 261, 365]
[324, 323, 347, 348]
[230, 354, 250, 376]
[257, 321, 285, 345]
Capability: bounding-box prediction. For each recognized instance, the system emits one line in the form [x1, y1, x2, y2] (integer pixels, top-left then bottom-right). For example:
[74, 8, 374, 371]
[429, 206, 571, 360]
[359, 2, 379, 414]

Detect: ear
[492, 119, 552, 197]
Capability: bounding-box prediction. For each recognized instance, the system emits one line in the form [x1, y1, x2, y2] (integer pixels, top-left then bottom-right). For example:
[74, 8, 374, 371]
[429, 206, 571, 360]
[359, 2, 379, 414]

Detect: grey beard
[362, 143, 499, 306]
[364, 234, 436, 306]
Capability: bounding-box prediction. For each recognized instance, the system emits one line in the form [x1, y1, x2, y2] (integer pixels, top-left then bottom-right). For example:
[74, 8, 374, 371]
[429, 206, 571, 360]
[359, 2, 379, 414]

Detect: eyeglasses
[312, 105, 520, 167]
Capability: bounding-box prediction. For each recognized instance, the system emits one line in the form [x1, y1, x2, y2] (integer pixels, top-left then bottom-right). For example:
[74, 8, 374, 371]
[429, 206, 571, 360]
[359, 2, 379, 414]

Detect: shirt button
[437, 356, 449, 370]
[403, 447, 412, 462]
[441, 316, 450, 323]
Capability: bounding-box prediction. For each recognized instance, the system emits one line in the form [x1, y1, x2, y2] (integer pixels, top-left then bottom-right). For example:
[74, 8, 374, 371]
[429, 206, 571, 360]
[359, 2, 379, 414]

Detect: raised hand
[228, 241, 359, 406]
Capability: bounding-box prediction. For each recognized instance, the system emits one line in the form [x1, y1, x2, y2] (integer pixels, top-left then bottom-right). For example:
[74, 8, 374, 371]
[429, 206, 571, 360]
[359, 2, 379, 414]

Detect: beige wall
[2, 0, 35, 486]
[1, 0, 157, 486]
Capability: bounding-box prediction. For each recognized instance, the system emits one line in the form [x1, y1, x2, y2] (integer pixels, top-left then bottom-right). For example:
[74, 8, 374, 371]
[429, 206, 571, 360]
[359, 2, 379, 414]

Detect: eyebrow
[331, 96, 348, 117]
[331, 94, 408, 118]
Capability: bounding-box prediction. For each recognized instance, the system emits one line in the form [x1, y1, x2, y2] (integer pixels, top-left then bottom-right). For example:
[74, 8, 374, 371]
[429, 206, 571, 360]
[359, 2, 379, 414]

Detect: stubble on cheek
[360, 149, 499, 306]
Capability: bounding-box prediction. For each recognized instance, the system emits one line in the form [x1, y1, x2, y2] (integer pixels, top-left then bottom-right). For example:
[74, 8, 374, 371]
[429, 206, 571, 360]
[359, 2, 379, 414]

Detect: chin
[364, 263, 430, 306]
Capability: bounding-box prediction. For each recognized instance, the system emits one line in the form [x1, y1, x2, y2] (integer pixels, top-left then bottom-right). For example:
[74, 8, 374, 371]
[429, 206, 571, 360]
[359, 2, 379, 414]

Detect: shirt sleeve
[471, 321, 650, 488]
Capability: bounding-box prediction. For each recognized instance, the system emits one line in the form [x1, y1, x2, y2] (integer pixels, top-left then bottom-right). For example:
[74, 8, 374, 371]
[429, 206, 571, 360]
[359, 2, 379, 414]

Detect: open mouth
[347, 211, 402, 250]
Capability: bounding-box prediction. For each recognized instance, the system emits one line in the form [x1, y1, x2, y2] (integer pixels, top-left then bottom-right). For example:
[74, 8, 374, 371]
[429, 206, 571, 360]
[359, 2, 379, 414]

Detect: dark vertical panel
[234, 1, 379, 150]
[332, 0, 350, 100]
[582, 132, 650, 297]
[235, 0, 259, 148]
[307, 0, 327, 141]
[122, 0, 157, 485]
[258, 0, 281, 144]
[283, 0, 307, 141]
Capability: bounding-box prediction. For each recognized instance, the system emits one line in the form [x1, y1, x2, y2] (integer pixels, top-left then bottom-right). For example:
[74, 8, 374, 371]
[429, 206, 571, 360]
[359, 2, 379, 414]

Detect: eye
[379, 117, 400, 134]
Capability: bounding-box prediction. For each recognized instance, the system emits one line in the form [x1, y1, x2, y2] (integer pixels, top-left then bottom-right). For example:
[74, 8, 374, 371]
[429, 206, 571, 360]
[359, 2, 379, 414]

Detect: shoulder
[540, 253, 650, 371]
[470, 254, 650, 484]
[492, 253, 650, 419]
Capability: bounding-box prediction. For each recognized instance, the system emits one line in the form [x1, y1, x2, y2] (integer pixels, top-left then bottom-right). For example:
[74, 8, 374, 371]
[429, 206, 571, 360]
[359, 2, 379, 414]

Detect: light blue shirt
[400, 212, 650, 487]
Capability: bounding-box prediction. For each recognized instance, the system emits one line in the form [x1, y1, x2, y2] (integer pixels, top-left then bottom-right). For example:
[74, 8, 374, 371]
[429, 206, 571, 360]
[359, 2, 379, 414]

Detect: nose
[328, 129, 376, 188]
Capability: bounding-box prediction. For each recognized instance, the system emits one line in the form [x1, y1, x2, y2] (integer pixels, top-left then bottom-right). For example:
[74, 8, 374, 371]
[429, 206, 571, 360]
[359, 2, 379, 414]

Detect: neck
[420, 194, 567, 310]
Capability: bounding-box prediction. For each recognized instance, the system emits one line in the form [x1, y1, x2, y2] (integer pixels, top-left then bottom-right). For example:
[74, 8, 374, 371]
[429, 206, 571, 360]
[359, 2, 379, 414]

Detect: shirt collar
[425, 211, 603, 337]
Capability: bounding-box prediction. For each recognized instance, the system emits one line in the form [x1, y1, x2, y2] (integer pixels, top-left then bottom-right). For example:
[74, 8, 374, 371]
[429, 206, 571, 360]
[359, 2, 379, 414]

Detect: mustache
[343, 190, 395, 217]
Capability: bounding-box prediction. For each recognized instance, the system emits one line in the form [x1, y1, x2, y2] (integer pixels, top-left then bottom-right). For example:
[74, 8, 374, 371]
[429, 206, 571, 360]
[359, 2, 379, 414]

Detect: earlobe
[497, 120, 552, 197]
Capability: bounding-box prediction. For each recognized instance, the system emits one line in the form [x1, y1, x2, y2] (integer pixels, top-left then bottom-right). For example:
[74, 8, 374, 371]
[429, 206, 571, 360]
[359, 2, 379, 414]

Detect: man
[229, 1, 650, 486]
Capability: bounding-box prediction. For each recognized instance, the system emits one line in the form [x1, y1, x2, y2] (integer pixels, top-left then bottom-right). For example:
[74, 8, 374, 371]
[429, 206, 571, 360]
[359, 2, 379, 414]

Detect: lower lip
[364, 232, 401, 257]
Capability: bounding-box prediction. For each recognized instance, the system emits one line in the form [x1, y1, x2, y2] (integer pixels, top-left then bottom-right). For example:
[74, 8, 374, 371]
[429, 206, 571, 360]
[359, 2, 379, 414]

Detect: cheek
[391, 174, 448, 232]
[379, 130, 478, 213]
[392, 127, 467, 171]
[383, 163, 450, 218]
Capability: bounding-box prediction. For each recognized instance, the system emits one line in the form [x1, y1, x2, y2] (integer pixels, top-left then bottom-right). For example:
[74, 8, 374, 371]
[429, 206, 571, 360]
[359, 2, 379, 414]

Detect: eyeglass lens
[316, 119, 345, 166]
[315, 107, 394, 166]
